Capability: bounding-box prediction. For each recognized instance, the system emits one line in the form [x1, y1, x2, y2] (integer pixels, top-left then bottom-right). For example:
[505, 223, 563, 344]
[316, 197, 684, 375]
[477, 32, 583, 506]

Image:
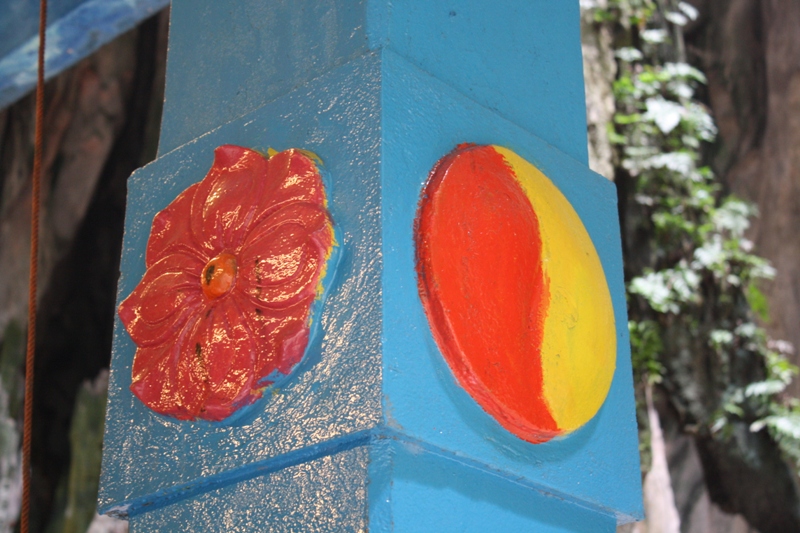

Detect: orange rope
[22, 0, 47, 530]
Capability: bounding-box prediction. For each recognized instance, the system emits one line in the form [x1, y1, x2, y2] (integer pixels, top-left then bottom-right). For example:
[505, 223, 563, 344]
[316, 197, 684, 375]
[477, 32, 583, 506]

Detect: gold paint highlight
[494, 146, 616, 433]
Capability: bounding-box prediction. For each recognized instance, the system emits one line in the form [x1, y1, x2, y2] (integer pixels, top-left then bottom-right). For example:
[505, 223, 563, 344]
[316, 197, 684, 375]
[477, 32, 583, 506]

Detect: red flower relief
[118, 145, 335, 421]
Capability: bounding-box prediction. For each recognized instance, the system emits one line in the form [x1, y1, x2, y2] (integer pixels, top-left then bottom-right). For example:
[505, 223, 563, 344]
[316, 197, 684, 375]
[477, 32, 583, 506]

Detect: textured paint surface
[384, 0, 588, 163]
[496, 146, 616, 433]
[128, 438, 619, 532]
[387, 439, 617, 533]
[118, 146, 336, 421]
[129, 446, 369, 532]
[159, 0, 372, 154]
[415, 144, 615, 443]
[382, 49, 643, 521]
[158, 0, 588, 164]
[99, 54, 382, 515]
[415, 144, 555, 441]
[0, 0, 169, 110]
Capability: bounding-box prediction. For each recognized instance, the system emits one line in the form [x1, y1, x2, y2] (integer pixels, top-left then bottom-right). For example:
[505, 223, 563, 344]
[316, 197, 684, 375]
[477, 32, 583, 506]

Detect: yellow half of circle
[493, 146, 616, 433]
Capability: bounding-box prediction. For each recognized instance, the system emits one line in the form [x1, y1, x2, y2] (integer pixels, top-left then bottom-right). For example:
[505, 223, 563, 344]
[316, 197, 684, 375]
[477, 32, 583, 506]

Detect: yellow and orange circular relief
[415, 144, 616, 443]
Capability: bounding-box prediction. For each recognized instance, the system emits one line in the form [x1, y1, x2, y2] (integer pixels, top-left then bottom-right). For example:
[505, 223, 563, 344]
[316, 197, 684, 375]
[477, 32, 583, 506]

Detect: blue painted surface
[159, 0, 372, 156]
[0, 0, 169, 110]
[380, 49, 643, 520]
[101, 0, 643, 529]
[101, 51, 643, 528]
[387, 439, 617, 533]
[99, 53, 383, 516]
[382, 0, 589, 163]
[129, 446, 371, 532]
[127, 439, 619, 532]
[0, 0, 84, 59]
[158, 0, 589, 164]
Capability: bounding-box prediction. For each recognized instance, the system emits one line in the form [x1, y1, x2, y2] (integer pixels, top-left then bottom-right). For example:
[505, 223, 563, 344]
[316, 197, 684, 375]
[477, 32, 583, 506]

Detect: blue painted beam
[0, 0, 84, 59]
[128, 438, 620, 533]
[0, 0, 169, 111]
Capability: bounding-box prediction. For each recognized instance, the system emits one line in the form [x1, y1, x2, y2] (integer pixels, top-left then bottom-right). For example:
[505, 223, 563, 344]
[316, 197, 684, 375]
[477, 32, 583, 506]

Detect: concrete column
[99, 2, 643, 531]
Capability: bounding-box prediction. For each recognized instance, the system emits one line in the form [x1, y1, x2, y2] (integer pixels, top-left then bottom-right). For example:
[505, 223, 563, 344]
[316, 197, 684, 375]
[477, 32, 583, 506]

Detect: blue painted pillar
[99, 1, 644, 531]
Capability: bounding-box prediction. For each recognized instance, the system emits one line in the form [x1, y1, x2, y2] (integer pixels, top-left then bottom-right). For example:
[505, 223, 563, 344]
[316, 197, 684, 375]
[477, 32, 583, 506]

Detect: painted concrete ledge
[101, 427, 632, 526]
[0, 0, 169, 111]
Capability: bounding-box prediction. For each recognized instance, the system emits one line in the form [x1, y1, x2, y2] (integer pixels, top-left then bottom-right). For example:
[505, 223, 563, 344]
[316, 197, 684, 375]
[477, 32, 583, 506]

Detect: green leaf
[644, 98, 683, 133]
[709, 330, 734, 346]
[641, 28, 668, 43]
[665, 11, 688, 26]
[746, 284, 771, 321]
[678, 2, 699, 21]
[759, 414, 800, 440]
[663, 62, 707, 83]
[608, 130, 627, 145]
[628, 320, 664, 381]
[614, 113, 643, 125]
[745, 380, 788, 398]
[616, 47, 644, 62]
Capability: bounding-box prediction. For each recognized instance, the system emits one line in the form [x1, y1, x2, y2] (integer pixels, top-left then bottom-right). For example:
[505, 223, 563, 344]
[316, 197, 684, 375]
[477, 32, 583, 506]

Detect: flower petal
[130, 318, 209, 420]
[130, 347, 186, 417]
[236, 294, 312, 382]
[243, 202, 332, 250]
[119, 253, 206, 347]
[145, 183, 205, 267]
[183, 298, 257, 421]
[190, 145, 270, 254]
[250, 150, 328, 227]
[239, 222, 327, 309]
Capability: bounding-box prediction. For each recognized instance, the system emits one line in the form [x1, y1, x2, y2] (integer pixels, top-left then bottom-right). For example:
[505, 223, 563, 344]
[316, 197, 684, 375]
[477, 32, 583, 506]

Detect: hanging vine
[585, 0, 800, 529]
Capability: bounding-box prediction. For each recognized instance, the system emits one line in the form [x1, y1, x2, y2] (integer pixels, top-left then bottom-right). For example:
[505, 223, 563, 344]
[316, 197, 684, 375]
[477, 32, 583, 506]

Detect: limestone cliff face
[581, 0, 617, 182]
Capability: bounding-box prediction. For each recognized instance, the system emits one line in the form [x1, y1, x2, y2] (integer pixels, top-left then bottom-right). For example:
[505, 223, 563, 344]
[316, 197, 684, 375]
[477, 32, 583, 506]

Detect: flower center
[201, 253, 237, 299]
